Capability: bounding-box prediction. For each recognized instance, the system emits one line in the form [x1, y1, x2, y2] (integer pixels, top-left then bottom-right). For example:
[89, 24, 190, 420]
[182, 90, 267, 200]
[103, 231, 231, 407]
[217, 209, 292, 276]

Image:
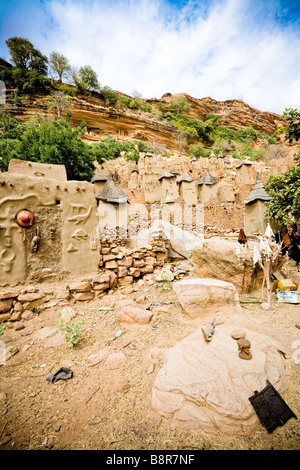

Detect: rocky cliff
[6, 90, 288, 155]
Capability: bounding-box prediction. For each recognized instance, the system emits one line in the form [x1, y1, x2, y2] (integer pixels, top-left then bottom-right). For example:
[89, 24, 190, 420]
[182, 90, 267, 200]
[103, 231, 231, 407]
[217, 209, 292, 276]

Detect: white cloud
[39, 0, 300, 114]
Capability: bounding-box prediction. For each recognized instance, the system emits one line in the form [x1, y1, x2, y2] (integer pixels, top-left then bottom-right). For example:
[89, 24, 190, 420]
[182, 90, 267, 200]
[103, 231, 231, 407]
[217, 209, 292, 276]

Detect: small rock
[67, 281, 91, 292]
[0, 290, 20, 300]
[231, 329, 246, 340]
[261, 302, 271, 310]
[10, 310, 22, 322]
[87, 349, 109, 366]
[21, 310, 35, 321]
[18, 293, 44, 303]
[13, 302, 23, 312]
[13, 321, 25, 331]
[105, 352, 126, 369]
[118, 306, 153, 324]
[60, 307, 76, 322]
[122, 286, 134, 295]
[72, 292, 94, 301]
[0, 299, 13, 313]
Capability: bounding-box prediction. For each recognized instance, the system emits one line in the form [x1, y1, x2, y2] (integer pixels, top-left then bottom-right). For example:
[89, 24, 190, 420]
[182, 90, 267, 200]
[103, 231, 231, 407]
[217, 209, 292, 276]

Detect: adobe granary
[244, 173, 273, 234]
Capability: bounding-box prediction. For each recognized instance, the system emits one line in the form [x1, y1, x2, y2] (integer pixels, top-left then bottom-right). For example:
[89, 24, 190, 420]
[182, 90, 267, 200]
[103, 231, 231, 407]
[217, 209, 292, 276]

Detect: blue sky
[0, 0, 300, 114]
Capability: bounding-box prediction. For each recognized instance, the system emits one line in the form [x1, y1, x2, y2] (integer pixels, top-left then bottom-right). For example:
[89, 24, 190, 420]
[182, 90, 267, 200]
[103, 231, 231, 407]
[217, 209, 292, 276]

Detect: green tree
[78, 65, 100, 91]
[5, 37, 48, 75]
[118, 95, 132, 108]
[281, 108, 300, 143]
[92, 135, 123, 164]
[0, 67, 53, 95]
[49, 52, 71, 82]
[265, 108, 300, 225]
[188, 142, 210, 159]
[168, 96, 191, 115]
[101, 86, 117, 105]
[46, 90, 72, 119]
[0, 113, 95, 180]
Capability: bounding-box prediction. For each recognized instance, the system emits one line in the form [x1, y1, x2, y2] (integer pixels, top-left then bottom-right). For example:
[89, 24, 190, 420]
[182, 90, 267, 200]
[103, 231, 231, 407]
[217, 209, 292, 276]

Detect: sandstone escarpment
[6, 90, 288, 155]
[158, 93, 283, 135]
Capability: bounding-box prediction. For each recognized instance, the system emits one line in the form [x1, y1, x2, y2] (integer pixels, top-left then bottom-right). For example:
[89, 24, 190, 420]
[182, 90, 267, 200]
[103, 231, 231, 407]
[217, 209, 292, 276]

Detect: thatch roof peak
[236, 159, 252, 169]
[96, 178, 128, 204]
[197, 169, 217, 185]
[158, 170, 176, 181]
[91, 172, 108, 183]
[244, 173, 272, 205]
[178, 171, 194, 183]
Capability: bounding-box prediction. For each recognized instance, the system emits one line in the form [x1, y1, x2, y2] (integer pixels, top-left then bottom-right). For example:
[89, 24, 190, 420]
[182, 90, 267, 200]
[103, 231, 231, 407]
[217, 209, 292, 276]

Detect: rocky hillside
[5, 89, 289, 156]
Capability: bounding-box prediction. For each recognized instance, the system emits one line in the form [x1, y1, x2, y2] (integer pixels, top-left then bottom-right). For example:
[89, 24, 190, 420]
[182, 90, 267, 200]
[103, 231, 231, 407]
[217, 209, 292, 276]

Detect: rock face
[152, 325, 286, 436]
[192, 237, 284, 294]
[173, 278, 242, 318]
[192, 238, 248, 293]
[9, 91, 285, 154]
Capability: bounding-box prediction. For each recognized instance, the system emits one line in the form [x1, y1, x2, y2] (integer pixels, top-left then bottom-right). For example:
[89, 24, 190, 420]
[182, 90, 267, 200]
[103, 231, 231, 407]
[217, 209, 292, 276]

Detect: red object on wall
[14, 209, 35, 228]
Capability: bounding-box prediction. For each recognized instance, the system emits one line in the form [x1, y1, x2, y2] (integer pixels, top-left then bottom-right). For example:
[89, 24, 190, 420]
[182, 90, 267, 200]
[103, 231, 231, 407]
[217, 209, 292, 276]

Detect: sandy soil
[0, 277, 299, 451]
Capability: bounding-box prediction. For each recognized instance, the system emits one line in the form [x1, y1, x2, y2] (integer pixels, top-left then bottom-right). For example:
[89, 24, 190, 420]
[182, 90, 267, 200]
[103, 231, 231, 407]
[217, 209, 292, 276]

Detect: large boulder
[173, 278, 242, 318]
[152, 324, 286, 436]
[191, 236, 283, 294]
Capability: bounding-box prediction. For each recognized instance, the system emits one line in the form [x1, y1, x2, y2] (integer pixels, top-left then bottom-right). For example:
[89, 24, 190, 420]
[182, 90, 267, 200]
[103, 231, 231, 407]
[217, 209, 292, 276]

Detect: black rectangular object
[249, 380, 297, 433]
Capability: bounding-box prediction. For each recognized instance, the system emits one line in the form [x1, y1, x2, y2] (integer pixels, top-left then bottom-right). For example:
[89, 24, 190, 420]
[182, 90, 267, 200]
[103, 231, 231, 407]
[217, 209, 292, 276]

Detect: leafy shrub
[0, 68, 53, 95]
[57, 319, 83, 348]
[118, 95, 132, 107]
[58, 83, 78, 96]
[188, 142, 210, 159]
[142, 102, 152, 113]
[0, 113, 95, 180]
[101, 86, 117, 105]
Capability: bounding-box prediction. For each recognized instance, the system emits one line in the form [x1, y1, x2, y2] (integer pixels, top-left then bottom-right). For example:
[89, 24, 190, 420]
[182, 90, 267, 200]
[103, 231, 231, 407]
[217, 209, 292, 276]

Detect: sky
[0, 0, 300, 114]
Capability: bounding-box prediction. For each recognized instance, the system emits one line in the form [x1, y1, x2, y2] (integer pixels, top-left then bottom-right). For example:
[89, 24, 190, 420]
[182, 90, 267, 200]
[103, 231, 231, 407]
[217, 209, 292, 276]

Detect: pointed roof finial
[244, 173, 272, 204]
[197, 169, 217, 185]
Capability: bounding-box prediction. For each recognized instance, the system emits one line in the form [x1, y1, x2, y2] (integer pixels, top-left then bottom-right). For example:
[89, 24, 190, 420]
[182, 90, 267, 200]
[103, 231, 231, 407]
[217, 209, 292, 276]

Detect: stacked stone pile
[0, 237, 173, 328]
[66, 236, 170, 301]
[0, 287, 54, 330]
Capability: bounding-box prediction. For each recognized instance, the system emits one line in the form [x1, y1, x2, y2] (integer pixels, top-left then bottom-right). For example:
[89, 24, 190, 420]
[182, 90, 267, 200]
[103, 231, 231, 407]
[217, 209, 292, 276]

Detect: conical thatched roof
[170, 167, 180, 175]
[91, 173, 108, 183]
[236, 159, 252, 169]
[244, 173, 272, 205]
[158, 170, 176, 181]
[178, 171, 194, 183]
[96, 179, 128, 204]
[197, 169, 217, 185]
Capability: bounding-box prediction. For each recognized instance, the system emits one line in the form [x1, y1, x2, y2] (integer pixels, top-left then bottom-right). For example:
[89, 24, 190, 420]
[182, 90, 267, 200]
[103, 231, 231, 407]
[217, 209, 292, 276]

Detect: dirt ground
[0, 274, 299, 451]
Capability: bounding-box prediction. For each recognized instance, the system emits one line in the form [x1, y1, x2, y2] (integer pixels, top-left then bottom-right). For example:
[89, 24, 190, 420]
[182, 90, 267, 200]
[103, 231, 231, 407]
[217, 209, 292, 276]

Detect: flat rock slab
[173, 278, 242, 318]
[152, 325, 286, 436]
[117, 306, 153, 324]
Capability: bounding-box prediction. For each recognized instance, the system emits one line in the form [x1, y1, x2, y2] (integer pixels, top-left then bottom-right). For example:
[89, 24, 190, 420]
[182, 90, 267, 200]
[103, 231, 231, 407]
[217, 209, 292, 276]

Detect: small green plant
[57, 319, 83, 348]
[187, 257, 194, 266]
[0, 324, 5, 336]
[8, 346, 16, 353]
[158, 265, 174, 292]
